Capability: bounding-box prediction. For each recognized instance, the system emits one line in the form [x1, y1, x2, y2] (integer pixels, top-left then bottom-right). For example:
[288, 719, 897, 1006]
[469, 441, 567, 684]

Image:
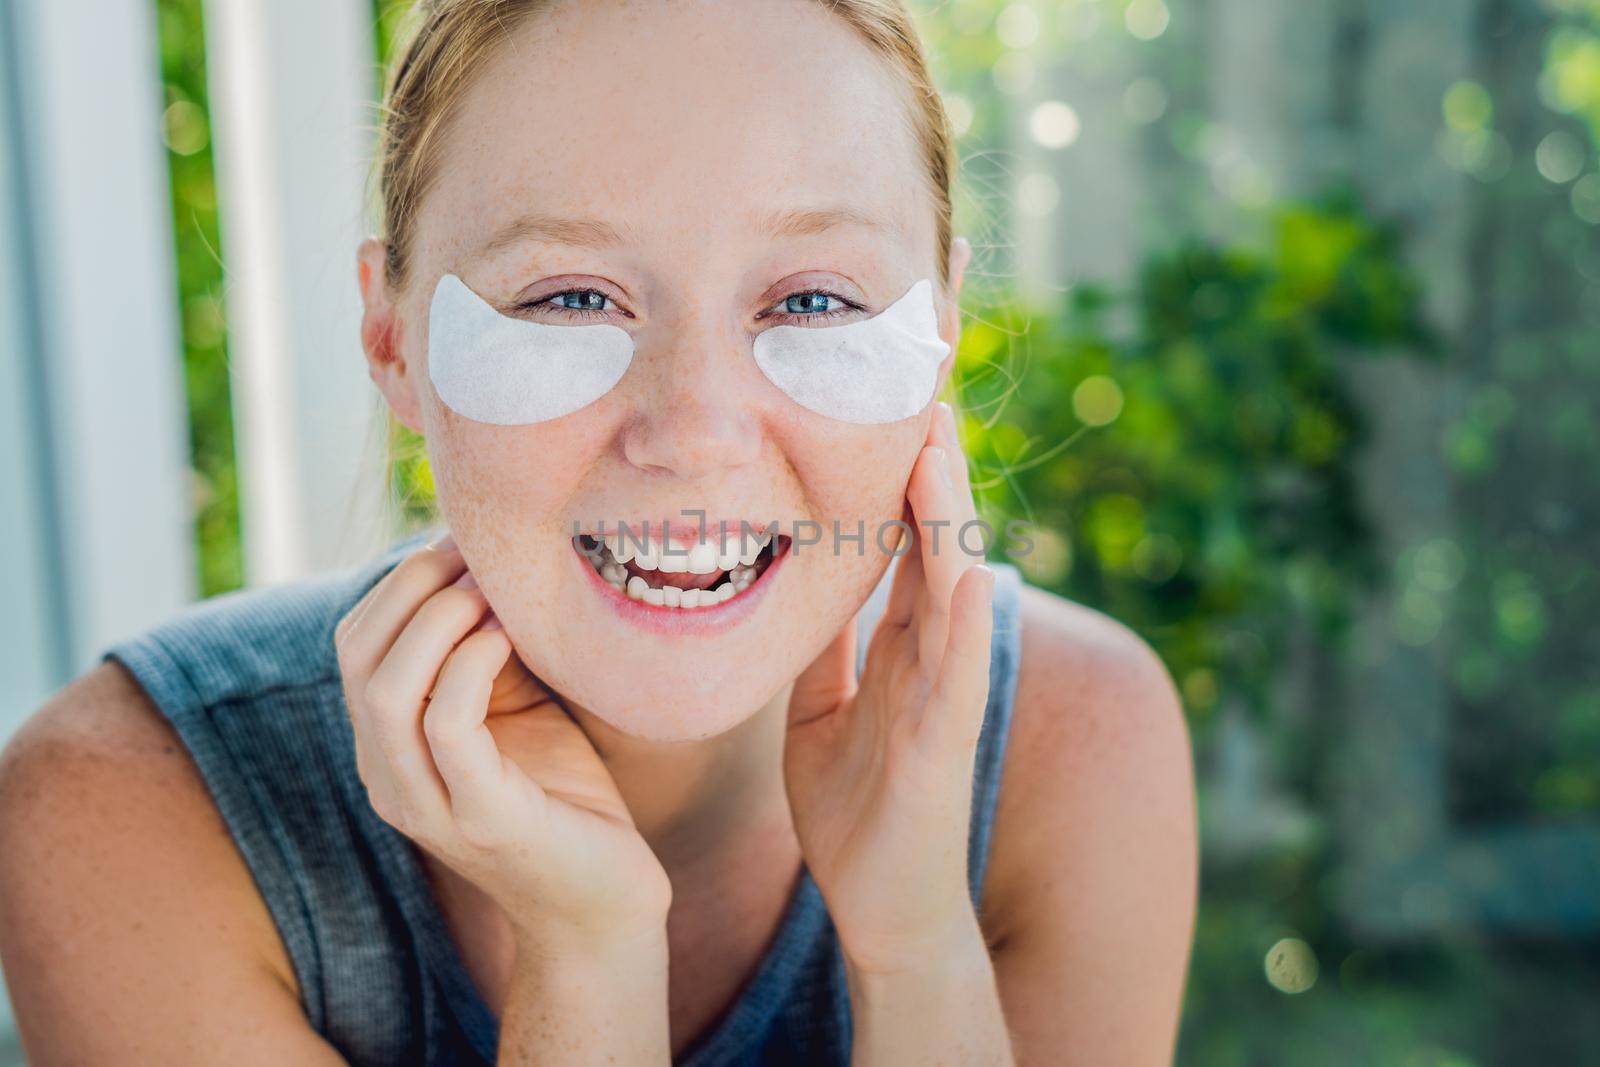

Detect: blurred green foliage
[1544, 0, 1600, 145]
[1444, 0, 1600, 825]
[956, 186, 1436, 729]
[154, 0, 241, 596]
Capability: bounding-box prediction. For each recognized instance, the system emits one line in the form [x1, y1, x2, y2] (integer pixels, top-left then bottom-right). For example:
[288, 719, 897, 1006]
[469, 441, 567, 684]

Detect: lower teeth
[626, 575, 741, 608]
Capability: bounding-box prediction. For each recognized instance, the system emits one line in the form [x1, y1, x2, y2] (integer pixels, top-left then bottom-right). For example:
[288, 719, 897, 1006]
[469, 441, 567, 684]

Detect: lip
[571, 532, 790, 637]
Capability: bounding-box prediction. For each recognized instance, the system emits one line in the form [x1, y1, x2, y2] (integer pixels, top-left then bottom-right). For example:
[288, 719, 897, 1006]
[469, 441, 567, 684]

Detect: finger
[423, 628, 544, 835]
[936, 401, 975, 499]
[788, 614, 859, 729]
[879, 404, 949, 629]
[338, 569, 410, 742]
[902, 446, 961, 673]
[338, 542, 467, 681]
[468, 612, 559, 714]
[909, 403, 986, 652]
[364, 574, 490, 729]
[341, 540, 459, 650]
[927, 402, 979, 532]
[337, 542, 466, 840]
[880, 499, 927, 631]
[347, 675, 452, 840]
[919, 563, 996, 757]
[359, 576, 488, 817]
[926, 399, 956, 448]
[334, 582, 381, 652]
[908, 438, 984, 613]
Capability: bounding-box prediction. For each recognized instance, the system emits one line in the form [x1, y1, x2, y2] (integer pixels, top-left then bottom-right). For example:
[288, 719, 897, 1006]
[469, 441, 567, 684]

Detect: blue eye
[785, 292, 836, 314]
[774, 290, 859, 324]
[524, 290, 615, 321]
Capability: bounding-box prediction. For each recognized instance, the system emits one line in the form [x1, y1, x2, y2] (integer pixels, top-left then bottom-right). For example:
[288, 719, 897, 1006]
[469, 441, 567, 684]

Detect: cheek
[425, 414, 600, 529]
[790, 417, 925, 521]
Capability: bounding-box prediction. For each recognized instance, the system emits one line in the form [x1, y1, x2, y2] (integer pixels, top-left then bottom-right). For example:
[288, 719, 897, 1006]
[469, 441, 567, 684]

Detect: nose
[621, 311, 764, 480]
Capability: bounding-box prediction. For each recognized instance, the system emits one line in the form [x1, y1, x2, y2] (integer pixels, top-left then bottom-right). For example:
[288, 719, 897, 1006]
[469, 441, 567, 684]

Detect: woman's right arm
[0, 541, 673, 1065]
[0, 661, 348, 1064]
[0, 668, 670, 1067]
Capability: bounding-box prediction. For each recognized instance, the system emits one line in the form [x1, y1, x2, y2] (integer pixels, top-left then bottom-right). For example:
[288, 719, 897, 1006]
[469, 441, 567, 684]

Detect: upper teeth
[599, 531, 769, 574]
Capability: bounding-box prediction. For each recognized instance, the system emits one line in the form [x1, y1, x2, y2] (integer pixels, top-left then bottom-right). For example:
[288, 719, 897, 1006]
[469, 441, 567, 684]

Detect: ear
[358, 236, 425, 435]
[934, 235, 973, 394]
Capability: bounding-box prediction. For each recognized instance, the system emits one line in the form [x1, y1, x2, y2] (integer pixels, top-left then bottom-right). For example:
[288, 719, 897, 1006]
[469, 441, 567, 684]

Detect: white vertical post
[4, 0, 195, 677]
[203, 0, 388, 586]
[0, 0, 64, 733]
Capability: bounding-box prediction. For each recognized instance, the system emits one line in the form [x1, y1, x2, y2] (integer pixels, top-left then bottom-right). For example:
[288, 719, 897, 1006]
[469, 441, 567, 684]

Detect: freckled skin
[362, 0, 964, 740]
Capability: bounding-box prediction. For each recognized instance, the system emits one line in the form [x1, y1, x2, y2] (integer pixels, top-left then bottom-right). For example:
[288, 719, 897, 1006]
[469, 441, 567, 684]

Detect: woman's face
[362, 0, 968, 742]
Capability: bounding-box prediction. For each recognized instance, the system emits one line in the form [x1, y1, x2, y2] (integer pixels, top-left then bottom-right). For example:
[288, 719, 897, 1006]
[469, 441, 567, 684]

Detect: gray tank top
[99, 529, 1025, 1066]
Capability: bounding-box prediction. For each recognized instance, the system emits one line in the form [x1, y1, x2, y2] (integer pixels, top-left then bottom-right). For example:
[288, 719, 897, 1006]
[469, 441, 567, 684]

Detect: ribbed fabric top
[100, 529, 1026, 1066]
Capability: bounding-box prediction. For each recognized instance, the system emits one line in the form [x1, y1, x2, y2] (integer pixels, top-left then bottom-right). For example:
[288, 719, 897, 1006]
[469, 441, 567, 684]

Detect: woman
[0, 0, 1197, 1063]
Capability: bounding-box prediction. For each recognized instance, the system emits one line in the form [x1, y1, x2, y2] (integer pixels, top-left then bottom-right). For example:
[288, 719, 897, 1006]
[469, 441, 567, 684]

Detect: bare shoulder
[0, 662, 336, 1063]
[979, 581, 1197, 1065]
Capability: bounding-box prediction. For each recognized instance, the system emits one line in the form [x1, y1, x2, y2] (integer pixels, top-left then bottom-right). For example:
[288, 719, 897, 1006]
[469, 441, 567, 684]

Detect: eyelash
[521, 289, 862, 324]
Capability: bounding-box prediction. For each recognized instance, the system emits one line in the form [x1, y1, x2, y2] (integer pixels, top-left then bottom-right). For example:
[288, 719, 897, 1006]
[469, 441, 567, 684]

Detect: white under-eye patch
[752, 277, 949, 424]
[427, 273, 635, 425]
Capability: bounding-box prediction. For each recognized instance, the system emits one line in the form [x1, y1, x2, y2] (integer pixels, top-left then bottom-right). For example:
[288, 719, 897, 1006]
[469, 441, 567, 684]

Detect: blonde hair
[374, 0, 956, 291]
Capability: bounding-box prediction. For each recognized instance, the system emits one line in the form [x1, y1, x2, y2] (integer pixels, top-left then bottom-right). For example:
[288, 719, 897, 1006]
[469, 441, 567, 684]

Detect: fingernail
[427, 530, 456, 552]
[929, 446, 953, 488]
[453, 570, 478, 590]
[938, 401, 956, 429]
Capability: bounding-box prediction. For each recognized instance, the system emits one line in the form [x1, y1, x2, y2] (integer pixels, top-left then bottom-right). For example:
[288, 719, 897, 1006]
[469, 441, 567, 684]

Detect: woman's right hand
[333, 535, 672, 958]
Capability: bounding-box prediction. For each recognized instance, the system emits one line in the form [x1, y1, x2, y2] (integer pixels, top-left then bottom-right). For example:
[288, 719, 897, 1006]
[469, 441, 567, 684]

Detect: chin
[544, 650, 786, 742]
[481, 525, 795, 741]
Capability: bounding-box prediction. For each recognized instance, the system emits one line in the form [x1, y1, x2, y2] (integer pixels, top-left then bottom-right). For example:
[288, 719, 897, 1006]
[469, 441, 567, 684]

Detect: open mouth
[572, 529, 790, 610]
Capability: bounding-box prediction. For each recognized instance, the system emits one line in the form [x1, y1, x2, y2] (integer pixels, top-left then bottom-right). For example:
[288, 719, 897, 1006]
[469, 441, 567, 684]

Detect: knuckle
[367, 707, 408, 756]
[335, 646, 361, 687]
[421, 709, 455, 750]
[399, 549, 461, 594]
[334, 596, 376, 654]
[386, 797, 432, 840]
[366, 790, 404, 829]
[334, 603, 360, 641]
[351, 745, 371, 783]
[334, 620, 361, 664]
[454, 812, 500, 851]
[362, 675, 398, 715]
[425, 586, 485, 633]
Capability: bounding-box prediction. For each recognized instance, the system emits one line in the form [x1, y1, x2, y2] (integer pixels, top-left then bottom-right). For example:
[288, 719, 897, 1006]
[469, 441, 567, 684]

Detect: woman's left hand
[783, 400, 997, 975]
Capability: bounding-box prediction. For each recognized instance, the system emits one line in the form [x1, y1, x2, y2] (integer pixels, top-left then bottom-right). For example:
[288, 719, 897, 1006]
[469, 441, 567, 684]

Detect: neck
[562, 680, 798, 877]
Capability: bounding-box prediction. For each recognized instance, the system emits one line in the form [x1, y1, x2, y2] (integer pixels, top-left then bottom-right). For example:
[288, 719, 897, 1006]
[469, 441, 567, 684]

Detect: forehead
[414, 0, 931, 273]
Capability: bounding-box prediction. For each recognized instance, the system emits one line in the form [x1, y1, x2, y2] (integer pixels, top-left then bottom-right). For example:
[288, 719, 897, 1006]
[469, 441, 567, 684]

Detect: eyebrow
[477, 212, 632, 256]
[477, 203, 898, 258]
[760, 205, 898, 239]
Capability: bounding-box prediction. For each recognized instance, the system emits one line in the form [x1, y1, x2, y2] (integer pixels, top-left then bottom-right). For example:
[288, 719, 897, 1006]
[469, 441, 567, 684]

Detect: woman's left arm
[842, 910, 1015, 1065]
[982, 586, 1198, 1065]
[841, 587, 1199, 1067]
